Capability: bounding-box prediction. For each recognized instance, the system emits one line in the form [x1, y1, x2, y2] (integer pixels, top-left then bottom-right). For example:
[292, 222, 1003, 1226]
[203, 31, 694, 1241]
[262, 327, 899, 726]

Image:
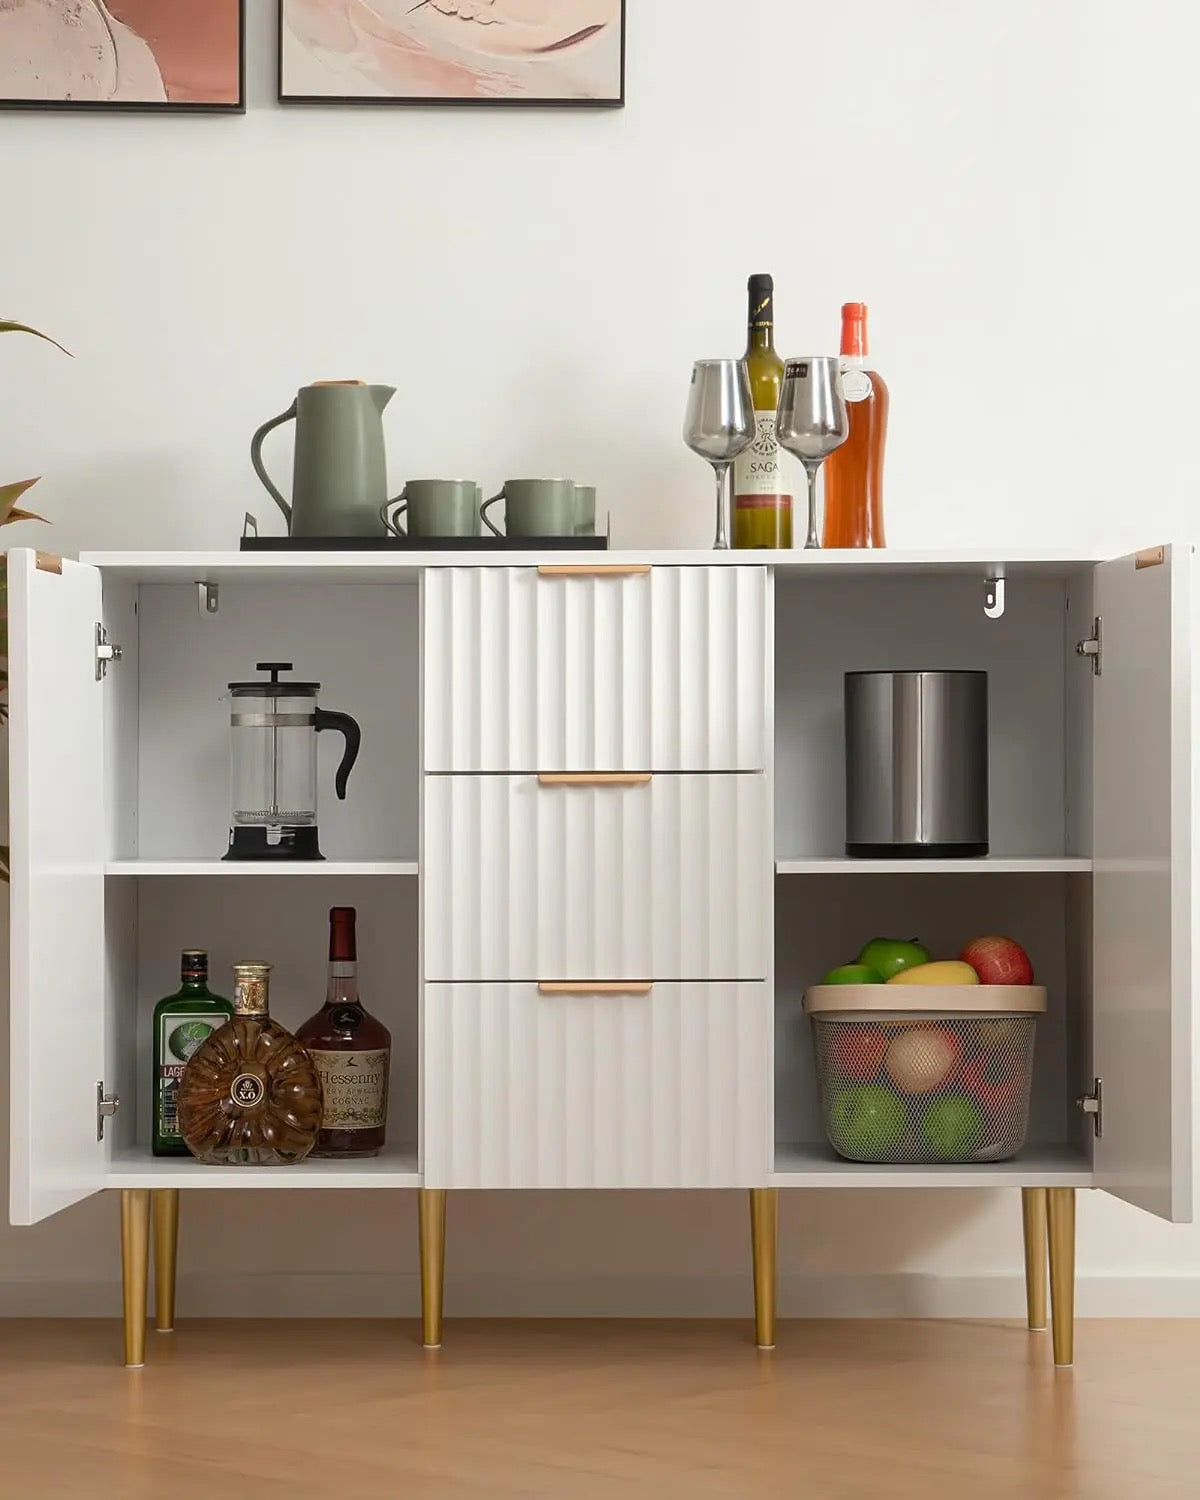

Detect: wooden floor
[0, 1319, 1196, 1499]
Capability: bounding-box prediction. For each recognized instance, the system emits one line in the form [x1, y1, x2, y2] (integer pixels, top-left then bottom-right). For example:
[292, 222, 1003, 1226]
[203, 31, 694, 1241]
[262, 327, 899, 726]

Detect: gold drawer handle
[537, 772, 653, 787]
[537, 564, 652, 578]
[539, 982, 654, 996]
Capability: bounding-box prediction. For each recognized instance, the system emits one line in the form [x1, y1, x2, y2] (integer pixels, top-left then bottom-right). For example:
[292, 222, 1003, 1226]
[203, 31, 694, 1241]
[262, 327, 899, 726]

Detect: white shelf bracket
[983, 575, 1006, 620]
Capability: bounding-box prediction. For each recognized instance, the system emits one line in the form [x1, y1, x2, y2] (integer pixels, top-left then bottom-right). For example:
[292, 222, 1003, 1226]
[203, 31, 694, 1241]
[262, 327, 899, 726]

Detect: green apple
[821, 963, 885, 985]
[827, 1085, 907, 1160]
[857, 937, 931, 981]
[921, 1094, 984, 1160]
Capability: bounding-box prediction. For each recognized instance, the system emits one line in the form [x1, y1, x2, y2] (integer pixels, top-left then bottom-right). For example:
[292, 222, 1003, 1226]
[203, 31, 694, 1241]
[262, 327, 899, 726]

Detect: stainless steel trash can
[844, 670, 988, 857]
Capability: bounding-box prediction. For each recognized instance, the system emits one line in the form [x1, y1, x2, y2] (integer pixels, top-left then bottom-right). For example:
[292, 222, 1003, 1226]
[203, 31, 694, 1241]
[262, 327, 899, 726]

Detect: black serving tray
[239, 534, 610, 553]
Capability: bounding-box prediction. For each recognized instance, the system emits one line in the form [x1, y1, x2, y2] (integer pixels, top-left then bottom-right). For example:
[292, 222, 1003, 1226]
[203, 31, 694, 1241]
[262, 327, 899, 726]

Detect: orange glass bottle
[822, 302, 889, 548]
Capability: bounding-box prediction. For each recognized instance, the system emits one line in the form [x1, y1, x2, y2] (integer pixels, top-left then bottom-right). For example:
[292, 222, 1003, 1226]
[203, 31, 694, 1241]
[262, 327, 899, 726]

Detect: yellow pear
[886, 960, 979, 986]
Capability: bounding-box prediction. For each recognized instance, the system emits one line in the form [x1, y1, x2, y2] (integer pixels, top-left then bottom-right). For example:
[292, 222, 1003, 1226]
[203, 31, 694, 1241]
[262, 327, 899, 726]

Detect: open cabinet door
[1092, 544, 1194, 1222]
[8, 551, 108, 1225]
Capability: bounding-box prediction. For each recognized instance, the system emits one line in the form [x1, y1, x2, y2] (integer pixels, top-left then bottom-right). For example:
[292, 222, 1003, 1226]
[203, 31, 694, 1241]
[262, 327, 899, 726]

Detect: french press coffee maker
[224, 663, 362, 861]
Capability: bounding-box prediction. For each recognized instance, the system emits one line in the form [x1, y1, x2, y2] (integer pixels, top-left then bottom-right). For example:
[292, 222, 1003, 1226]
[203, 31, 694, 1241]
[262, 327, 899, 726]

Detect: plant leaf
[0, 479, 40, 525]
[0, 321, 71, 356]
[1, 506, 49, 527]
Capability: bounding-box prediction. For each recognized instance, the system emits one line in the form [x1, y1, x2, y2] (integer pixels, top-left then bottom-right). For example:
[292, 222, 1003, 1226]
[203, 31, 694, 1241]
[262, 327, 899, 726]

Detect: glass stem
[712, 462, 730, 551]
[804, 462, 821, 550]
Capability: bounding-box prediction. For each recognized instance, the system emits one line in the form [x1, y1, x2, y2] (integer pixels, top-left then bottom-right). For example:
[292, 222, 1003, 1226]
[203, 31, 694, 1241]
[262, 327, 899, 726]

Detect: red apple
[962, 1055, 1025, 1112]
[828, 1026, 889, 1082]
[959, 935, 1034, 986]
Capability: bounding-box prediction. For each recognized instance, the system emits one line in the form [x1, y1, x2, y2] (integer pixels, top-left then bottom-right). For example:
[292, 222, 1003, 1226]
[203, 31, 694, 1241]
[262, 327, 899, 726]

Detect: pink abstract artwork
[0, 0, 243, 109]
[280, 0, 624, 106]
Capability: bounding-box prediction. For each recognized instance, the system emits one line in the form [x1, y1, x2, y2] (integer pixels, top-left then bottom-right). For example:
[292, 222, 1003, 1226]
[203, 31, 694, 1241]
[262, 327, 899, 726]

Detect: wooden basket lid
[803, 983, 1047, 1016]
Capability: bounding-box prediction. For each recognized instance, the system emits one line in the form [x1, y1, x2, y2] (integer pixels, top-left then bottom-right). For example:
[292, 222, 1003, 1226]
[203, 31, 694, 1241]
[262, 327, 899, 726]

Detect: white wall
[3, 0, 1199, 1317]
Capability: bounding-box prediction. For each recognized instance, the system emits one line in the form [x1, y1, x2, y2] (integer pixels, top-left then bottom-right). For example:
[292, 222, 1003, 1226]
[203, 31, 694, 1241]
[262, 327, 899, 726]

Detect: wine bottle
[822, 301, 889, 548]
[151, 950, 232, 1157]
[295, 908, 391, 1159]
[732, 273, 793, 549]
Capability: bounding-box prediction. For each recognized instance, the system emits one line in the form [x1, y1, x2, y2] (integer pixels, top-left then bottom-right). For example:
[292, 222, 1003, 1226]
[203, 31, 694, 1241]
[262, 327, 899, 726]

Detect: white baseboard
[2, 1272, 1200, 1319]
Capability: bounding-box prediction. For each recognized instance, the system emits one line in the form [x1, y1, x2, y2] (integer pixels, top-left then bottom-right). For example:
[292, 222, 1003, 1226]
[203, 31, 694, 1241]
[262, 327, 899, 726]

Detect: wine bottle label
[157, 1013, 221, 1140]
[733, 411, 794, 502]
[839, 358, 872, 403]
[310, 1048, 389, 1131]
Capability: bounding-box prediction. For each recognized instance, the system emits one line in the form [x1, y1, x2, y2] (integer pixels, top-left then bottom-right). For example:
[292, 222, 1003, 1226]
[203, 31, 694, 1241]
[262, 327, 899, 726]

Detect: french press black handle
[313, 709, 362, 800]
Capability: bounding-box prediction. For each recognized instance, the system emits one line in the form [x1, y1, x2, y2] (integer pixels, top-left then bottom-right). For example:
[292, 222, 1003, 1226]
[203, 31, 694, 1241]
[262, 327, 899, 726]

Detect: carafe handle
[250, 401, 299, 530]
[313, 708, 362, 800]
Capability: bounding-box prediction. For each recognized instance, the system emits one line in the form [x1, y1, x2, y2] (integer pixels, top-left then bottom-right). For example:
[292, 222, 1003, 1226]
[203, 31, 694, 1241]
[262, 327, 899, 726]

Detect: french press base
[225, 825, 326, 861]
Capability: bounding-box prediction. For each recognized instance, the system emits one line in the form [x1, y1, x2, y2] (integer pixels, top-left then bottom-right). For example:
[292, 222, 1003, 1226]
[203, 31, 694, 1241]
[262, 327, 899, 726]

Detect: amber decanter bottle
[177, 962, 323, 1166]
[296, 908, 391, 1159]
[822, 301, 890, 548]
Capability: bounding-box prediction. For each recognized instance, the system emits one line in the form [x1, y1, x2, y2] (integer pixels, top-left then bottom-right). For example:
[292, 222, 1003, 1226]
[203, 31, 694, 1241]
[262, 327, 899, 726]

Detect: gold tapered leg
[1047, 1187, 1076, 1367]
[120, 1189, 151, 1368]
[749, 1188, 778, 1351]
[419, 1189, 447, 1350]
[152, 1189, 180, 1333]
[1021, 1187, 1048, 1332]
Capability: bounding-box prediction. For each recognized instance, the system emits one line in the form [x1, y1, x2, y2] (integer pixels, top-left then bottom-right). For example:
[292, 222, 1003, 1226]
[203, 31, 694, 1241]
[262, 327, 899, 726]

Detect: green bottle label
[157, 1013, 219, 1140]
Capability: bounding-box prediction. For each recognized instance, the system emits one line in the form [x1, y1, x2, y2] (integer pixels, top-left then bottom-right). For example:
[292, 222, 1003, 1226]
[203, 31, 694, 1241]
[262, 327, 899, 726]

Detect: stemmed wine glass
[683, 359, 756, 550]
[776, 357, 849, 549]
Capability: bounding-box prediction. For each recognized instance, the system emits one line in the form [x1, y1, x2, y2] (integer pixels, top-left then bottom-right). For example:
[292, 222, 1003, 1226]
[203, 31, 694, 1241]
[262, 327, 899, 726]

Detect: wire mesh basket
[804, 985, 1047, 1165]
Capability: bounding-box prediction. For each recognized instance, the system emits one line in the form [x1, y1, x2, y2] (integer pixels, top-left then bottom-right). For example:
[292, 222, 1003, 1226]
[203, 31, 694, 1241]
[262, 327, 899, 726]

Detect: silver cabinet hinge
[1077, 1077, 1103, 1138]
[95, 623, 124, 681]
[96, 1082, 120, 1142]
[1076, 616, 1102, 676]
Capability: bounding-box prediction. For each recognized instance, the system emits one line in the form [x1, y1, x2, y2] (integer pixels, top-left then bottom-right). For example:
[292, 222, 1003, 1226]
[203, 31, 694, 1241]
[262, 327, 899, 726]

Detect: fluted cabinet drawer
[422, 565, 769, 771]
[422, 982, 771, 1188]
[423, 773, 769, 981]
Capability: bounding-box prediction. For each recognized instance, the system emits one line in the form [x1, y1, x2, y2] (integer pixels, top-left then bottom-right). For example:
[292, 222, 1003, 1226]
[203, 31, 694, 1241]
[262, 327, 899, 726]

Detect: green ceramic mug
[575, 485, 597, 538]
[381, 480, 482, 538]
[481, 479, 578, 539]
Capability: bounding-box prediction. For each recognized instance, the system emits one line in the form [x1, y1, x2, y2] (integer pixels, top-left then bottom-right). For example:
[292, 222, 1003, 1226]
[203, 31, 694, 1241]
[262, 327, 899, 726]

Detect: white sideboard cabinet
[7, 544, 1194, 1368]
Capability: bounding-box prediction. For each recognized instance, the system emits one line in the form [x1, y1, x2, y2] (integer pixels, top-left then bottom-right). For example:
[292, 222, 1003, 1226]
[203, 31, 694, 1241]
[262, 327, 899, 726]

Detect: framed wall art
[279, 0, 625, 108]
[0, 0, 245, 112]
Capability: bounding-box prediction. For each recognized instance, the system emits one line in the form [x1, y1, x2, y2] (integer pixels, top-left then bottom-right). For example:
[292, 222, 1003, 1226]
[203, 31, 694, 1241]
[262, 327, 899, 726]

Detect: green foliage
[0, 321, 70, 355]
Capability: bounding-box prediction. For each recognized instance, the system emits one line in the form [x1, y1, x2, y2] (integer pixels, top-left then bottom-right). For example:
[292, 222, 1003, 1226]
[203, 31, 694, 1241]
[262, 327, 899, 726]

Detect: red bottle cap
[329, 906, 357, 962]
[841, 302, 869, 359]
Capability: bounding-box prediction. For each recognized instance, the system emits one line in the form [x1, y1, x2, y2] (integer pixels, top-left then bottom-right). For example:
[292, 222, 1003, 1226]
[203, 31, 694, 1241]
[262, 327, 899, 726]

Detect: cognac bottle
[296, 907, 391, 1159]
[177, 962, 323, 1166]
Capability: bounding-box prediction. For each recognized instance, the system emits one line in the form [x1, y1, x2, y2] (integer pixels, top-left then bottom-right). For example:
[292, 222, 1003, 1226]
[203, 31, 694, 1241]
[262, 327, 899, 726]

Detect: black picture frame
[0, 1, 246, 113]
[278, 0, 625, 108]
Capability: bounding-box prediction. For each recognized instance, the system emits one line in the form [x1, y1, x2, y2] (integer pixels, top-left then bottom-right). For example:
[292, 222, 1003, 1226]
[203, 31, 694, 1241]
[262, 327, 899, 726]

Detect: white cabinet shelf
[80, 546, 1109, 585]
[776, 857, 1093, 875]
[772, 1143, 1094, 1188]
[105, 1145, 419, 1189]
[105, 859, 418, 877]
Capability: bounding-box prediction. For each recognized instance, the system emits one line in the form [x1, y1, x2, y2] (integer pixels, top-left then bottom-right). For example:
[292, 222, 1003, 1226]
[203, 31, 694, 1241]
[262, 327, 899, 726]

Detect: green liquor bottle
[152, 950, 233, 1157]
